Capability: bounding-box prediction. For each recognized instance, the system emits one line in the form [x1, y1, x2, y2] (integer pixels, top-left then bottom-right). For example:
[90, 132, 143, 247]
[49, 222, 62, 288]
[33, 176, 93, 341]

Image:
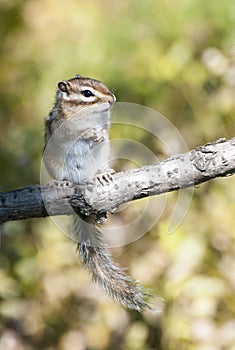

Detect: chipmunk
[43, 74, 154, 312]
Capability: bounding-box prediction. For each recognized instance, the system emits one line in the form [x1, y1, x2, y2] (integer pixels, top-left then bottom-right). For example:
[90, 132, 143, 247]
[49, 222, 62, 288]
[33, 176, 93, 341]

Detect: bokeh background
[1, 1, 235, 349]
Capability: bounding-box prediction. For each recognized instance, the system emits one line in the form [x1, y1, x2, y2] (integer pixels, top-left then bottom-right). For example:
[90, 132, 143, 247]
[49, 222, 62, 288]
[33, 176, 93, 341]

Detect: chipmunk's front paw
[49, 180, 73, 188]
[96, 169, 115, 185]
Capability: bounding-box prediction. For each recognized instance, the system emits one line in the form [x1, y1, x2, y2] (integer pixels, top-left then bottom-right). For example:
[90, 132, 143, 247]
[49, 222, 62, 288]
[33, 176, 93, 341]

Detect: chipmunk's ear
[58, 81, 70, 94]
[74, 73, 81, 78]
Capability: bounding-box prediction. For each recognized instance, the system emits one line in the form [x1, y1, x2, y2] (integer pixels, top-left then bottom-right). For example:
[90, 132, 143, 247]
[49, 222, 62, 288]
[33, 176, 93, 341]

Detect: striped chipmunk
[43, 74, 158, 312]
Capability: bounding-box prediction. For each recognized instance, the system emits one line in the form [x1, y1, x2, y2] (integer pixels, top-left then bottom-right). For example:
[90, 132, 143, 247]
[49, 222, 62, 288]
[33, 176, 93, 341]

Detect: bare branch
[1, 137, 235, 224]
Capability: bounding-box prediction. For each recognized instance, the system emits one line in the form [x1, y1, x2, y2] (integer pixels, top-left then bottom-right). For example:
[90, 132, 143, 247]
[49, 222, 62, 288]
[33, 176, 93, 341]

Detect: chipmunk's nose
[108, 93, 116, 105]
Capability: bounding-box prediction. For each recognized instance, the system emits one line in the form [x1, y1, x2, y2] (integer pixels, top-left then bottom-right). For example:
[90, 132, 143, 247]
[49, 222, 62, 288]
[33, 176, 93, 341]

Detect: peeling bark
[1, 137, 235, 224]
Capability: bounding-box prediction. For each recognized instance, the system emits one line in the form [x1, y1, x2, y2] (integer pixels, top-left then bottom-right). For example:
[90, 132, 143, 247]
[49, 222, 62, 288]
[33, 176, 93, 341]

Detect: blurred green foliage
[0, 0, 235, 349]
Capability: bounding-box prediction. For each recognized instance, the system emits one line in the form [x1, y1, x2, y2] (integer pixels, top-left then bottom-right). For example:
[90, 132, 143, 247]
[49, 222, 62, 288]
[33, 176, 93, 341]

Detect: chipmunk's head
[57, 74, 116, 111]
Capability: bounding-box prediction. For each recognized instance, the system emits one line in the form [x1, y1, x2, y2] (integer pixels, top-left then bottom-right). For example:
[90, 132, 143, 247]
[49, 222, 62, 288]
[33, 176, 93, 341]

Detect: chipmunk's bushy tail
[73, 215, 154, 312]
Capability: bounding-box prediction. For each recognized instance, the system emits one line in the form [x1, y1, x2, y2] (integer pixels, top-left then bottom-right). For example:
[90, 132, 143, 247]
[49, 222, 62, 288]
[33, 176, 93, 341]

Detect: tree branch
[1, 137, 235, 224]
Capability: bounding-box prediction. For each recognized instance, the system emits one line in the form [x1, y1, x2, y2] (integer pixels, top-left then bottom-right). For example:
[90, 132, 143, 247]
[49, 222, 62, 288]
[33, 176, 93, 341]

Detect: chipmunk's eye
[81, 89, 94, 97]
